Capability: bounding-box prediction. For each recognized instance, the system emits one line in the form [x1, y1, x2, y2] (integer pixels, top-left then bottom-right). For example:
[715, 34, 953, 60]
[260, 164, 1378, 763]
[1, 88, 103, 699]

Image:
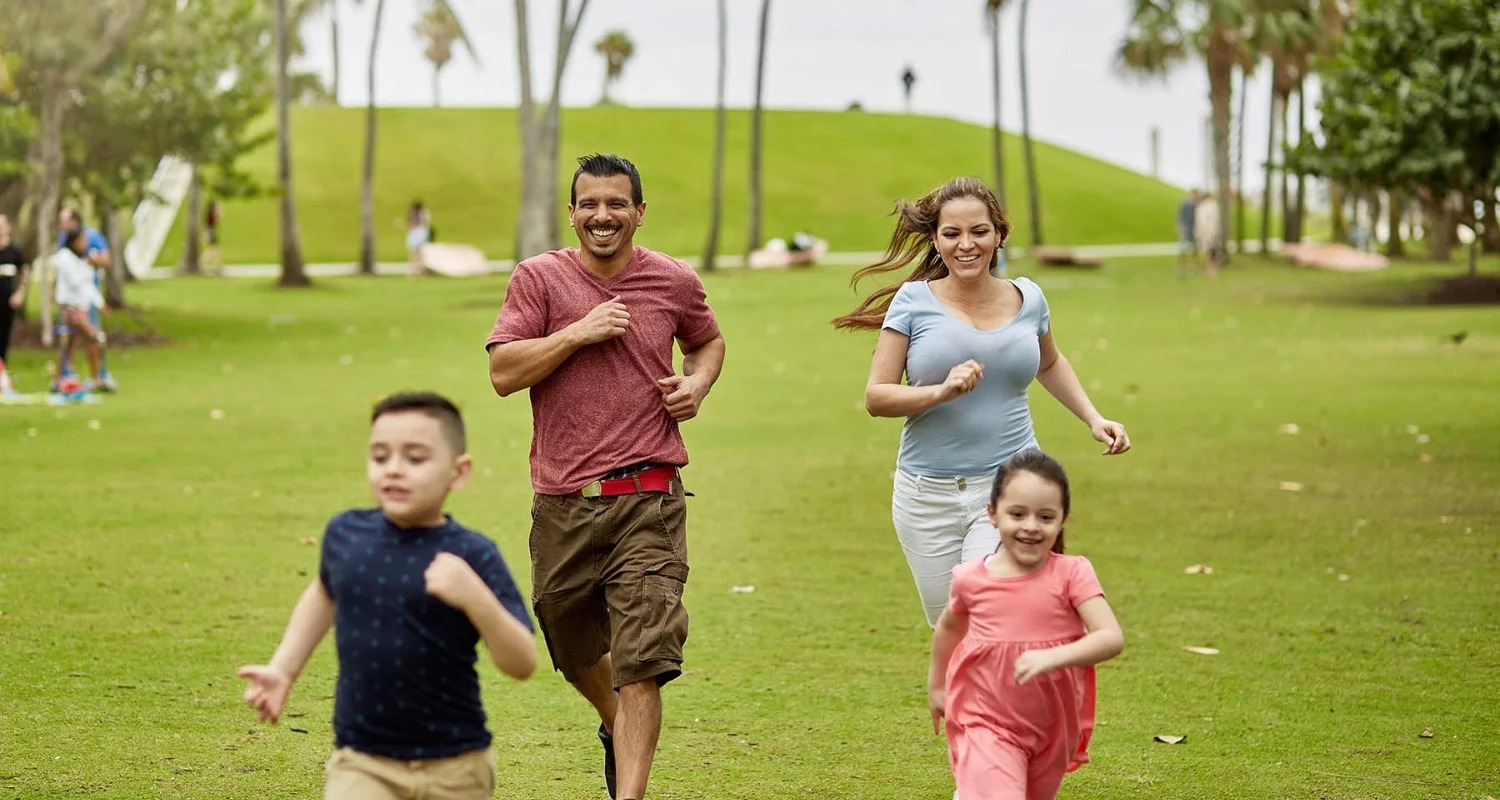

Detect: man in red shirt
[485, 154, 726, 800]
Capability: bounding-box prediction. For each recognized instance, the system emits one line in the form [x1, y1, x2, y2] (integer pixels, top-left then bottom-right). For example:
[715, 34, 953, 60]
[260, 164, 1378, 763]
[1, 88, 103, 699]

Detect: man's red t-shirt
[486, 247, 720, 494]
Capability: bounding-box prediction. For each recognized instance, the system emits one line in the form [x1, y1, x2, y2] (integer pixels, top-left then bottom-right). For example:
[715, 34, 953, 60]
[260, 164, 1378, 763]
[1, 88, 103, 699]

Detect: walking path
[142, 240, 1284, 280]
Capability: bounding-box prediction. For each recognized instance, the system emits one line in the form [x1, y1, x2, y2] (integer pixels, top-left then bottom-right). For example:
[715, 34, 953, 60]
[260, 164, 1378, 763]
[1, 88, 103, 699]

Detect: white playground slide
[123, 155, 194, 278]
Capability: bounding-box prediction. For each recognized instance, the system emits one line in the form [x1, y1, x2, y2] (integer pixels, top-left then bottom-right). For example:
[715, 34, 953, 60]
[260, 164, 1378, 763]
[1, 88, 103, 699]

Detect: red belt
[571, 465, 677, 498]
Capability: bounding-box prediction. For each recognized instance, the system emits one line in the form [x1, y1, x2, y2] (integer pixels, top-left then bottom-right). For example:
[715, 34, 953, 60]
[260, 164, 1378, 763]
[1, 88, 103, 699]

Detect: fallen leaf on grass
[1279, 481, 1304, 492]
[209, 409, 224, 421]
[26, 428, 38, 438]
[68, 671, 89, 678]
[1419, 453, 1434, 463]
[1183, 646, 1220, 655]
[299, 537, 318, 546]
[1184, 565, 1214, 575]
[1279, 423, 1301, 435]
[730, 585, 756, 594]
[1153, 735, 1186, 744]
[289, 727, 308, 734]
[1419, 729, 1434, 739]
[1338, 574, 1350, 582]
[1439, 515, 1455, 524]
[87, 420, 100, 430]
[1416, 434, 1431, 444]
[1406, 425, 1421, 435]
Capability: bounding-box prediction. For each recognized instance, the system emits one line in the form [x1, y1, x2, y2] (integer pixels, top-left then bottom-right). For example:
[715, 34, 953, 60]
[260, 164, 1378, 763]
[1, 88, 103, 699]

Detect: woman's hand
[1089, 418, 1130, 455]
[936, 360, 984, 403]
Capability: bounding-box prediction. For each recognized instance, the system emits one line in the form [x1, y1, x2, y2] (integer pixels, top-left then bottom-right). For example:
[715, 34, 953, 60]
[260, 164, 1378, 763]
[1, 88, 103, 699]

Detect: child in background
[51, 229, 108, 392]
[928, 449, 1124, 800]
[239, 392, 537, 800]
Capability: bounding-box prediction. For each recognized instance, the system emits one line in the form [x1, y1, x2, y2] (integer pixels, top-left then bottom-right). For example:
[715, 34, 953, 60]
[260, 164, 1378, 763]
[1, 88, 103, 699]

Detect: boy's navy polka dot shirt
[318, 509, 533, 759]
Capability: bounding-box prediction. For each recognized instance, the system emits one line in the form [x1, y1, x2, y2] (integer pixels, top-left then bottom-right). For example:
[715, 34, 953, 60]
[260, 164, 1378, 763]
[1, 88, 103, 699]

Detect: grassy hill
[160, 106, 1201, 265]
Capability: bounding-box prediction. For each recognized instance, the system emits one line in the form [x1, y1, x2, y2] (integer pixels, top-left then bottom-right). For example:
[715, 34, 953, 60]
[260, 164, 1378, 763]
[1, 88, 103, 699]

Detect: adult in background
[833, 176, 1130, 629]
[406, 200, 432, 276]
[1176, 189, 1202, 276]
[485, 153, 726, 800]
[0, 214, 27, 396]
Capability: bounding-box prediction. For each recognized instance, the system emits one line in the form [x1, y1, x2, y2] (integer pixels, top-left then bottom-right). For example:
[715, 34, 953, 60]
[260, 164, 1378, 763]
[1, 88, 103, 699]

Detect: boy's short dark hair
[371, 392, 466, 455]
[570, 153, 643, 206]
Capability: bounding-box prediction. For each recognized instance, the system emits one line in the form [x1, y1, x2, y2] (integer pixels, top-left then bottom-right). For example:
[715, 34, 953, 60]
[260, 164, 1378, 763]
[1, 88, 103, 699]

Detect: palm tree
[701, 0, 728, 272]
[594, 30, 634, 105]
[986, 0, 1009, 211]
[747, 0, 771, 259]
[1119, 0, 1255, 266]
[512, 0, 592, 259]
[275, 0, 309, 286]
[357, 0, 386, 276]
[1254, 3, 1315, 256]
[416, 1, 476, 107]
[1017, 0, 1042, 245]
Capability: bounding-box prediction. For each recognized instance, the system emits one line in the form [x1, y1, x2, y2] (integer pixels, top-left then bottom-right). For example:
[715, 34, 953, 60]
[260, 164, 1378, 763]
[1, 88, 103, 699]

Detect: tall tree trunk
[433, 65, 442, 108]
[1234, 66, 1247, 255]
[1422, 193, 1453, 262]
[1278, 89, 1292, 245]
[35, 85, 66, 347]
[1483, 191, 1500, 255]
[1291, 76, 1306, 243]
[359, 0, 386, 276]
[331, 0, 341, 105]
[747, 0, 771, 258]
[180, 165, 203, 274]
[988, 4, 1006, 210]
[1260, 81, 1280, 258]
[276, 0, 309, 287]
[1385, 190, 1405, 258]
[1329, 183, 1346, 244]
[701, 0, 727, 272]
[1366, 189, 1381, 251]
[1017, 0, 1041, 246]
[1208, 60, 1233, 266]
[513, 0, 591, 260]
[101, 203, 126, 308]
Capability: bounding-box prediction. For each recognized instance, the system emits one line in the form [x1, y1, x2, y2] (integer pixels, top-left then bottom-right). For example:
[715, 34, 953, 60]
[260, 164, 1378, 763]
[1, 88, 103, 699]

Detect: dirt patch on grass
[6, 311, 170, 350]
[1420, 274, 1500, 305]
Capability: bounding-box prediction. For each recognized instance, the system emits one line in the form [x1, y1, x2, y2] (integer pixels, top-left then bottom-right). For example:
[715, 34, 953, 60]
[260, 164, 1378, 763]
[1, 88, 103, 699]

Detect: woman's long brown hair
[831, 176, 1011, 330]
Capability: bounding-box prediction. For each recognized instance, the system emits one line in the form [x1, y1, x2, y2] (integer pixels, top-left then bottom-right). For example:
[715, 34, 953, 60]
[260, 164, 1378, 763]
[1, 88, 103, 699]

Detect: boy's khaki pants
[324, 746, 494, 800]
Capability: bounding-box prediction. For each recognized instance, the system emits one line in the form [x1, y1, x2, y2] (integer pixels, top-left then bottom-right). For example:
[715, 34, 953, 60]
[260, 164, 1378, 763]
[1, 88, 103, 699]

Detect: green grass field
[157, 106, 1242, 266]
[3, 256, 1497, 799]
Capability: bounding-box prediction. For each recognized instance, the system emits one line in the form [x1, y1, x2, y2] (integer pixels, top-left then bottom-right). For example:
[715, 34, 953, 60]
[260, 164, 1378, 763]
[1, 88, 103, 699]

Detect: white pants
[891, 470, 1000, 628]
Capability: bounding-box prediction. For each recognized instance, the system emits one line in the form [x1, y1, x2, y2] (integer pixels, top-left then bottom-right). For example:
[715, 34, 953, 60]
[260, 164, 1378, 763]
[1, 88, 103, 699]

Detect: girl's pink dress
[944, 553, 1104, 800]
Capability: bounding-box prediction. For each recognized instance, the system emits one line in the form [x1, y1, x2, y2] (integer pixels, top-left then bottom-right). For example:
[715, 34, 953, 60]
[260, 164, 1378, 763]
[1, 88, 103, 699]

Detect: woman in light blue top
[835, 177, 1130, 628]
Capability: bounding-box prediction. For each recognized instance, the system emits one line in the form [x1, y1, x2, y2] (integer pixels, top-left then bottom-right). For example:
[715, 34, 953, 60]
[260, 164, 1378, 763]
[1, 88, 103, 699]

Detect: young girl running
[928, 449, 1124, 800]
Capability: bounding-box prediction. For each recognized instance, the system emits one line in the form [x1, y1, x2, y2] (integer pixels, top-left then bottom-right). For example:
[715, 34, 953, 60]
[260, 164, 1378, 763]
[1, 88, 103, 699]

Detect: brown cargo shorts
[529, 474, 689, 689]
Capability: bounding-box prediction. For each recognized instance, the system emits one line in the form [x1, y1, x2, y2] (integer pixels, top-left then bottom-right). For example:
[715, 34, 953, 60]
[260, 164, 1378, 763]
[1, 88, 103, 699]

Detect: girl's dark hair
[989, 449, 1070, 554]
[831, 176, 1010, 330]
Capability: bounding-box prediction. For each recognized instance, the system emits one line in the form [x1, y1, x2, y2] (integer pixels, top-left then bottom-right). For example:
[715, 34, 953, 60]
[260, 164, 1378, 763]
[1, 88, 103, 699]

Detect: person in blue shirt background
[55, 208, 117, 392]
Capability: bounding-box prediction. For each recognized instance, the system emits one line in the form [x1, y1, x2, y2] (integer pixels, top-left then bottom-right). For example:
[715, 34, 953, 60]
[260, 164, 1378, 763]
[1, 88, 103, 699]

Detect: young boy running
[239, 391, 537, 799]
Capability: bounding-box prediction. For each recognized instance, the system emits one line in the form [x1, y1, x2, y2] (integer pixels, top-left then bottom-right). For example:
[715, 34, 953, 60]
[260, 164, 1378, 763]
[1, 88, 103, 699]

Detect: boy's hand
[424, 552, 485, 612]
[237, 664, 293, 723]
[1013, 649, 1057, 685]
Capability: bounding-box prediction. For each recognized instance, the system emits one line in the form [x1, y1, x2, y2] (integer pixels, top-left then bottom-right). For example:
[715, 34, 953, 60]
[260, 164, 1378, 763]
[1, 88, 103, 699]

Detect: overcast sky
[300, 0, 1308, 193]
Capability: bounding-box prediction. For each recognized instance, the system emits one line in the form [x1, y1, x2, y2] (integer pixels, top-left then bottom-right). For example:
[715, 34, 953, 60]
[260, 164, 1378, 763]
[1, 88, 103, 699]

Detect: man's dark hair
[570, 153, 643, 206]
[371, 392, 466, 455]
[60, 207, 82, 227]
